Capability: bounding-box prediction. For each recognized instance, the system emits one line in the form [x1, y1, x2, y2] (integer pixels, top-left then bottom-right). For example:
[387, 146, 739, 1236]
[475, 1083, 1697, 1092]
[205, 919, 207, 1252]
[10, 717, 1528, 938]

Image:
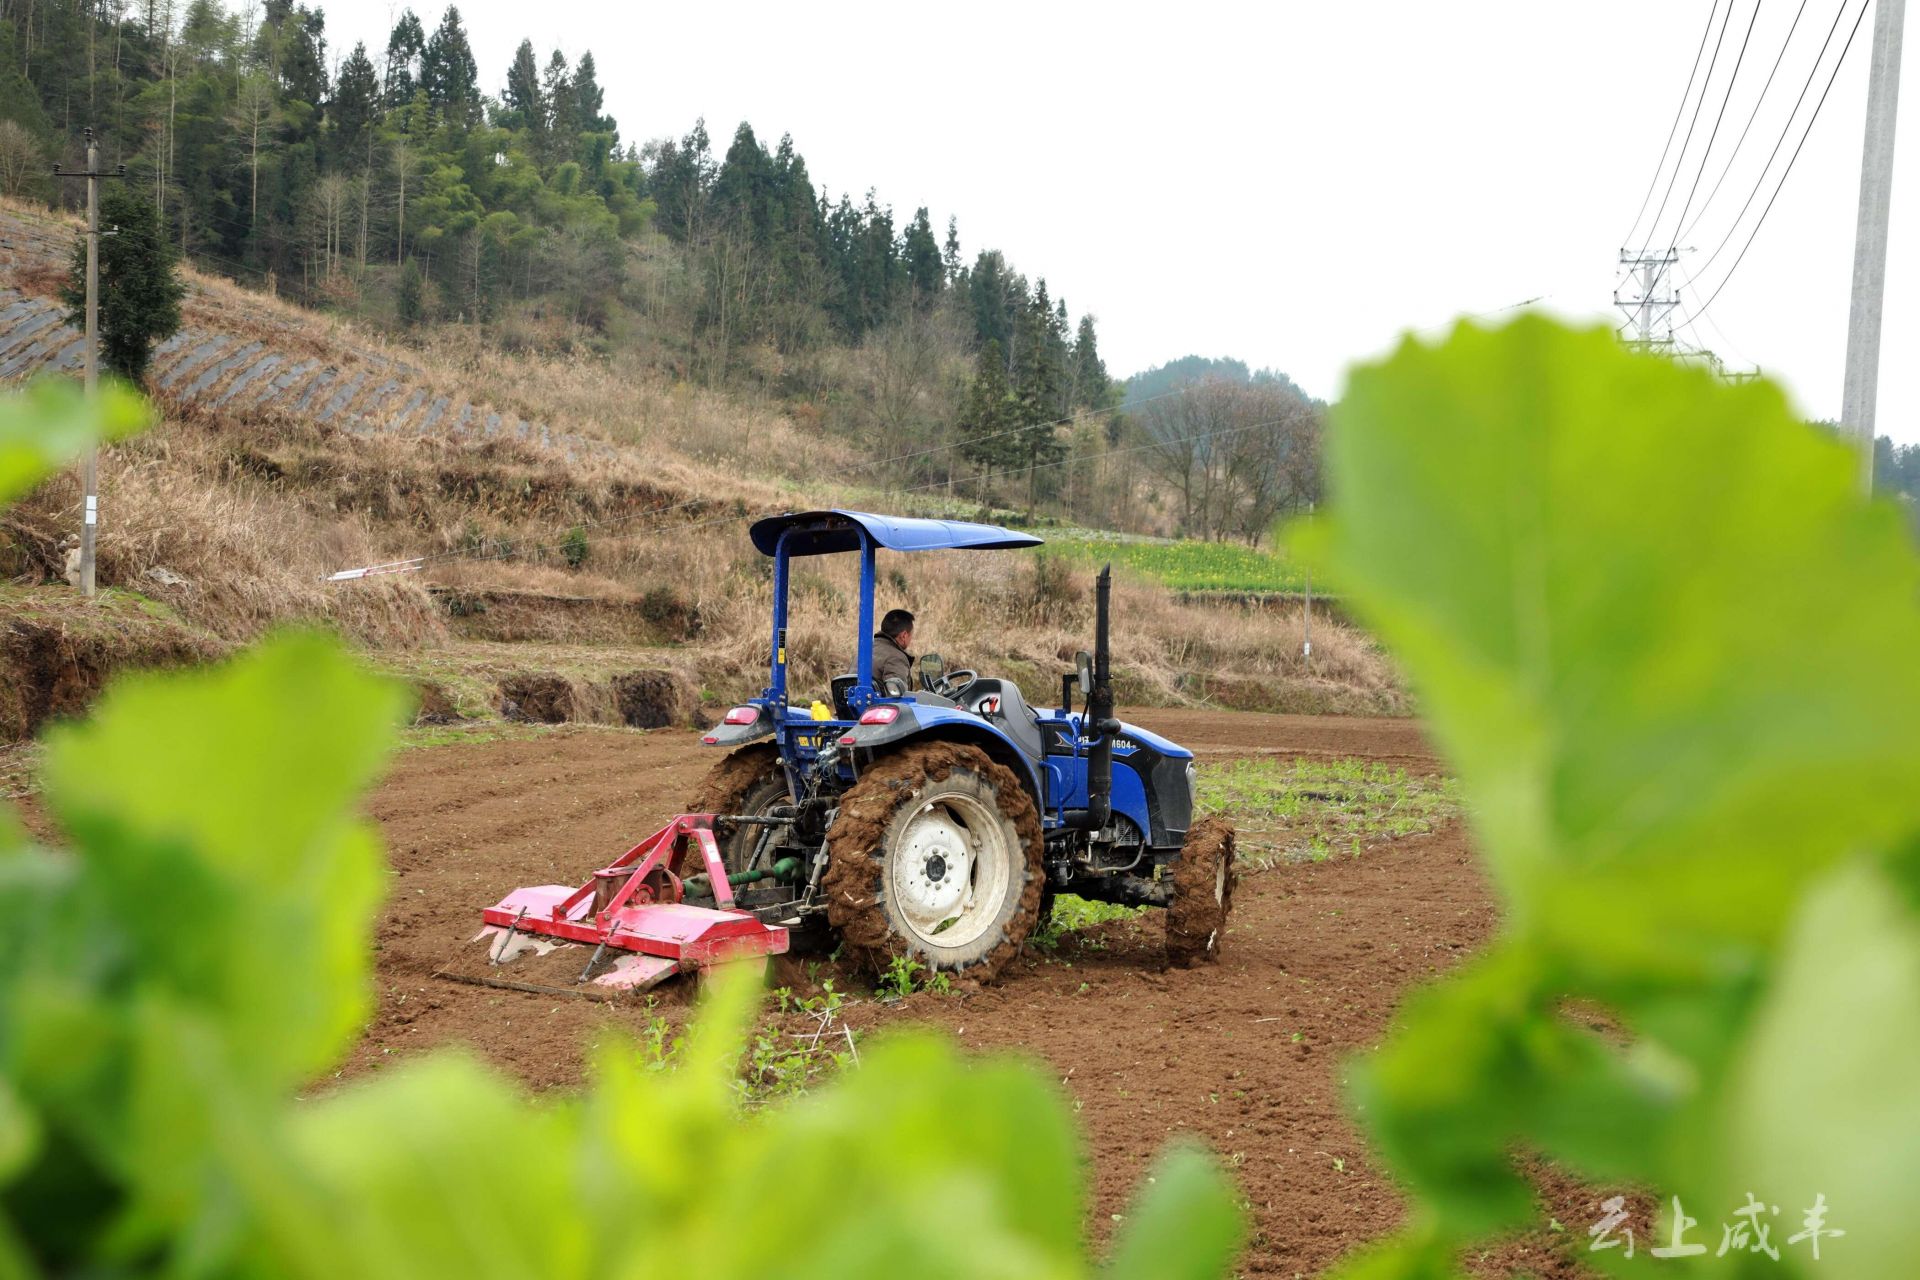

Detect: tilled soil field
[347, 709, 1593, 1277]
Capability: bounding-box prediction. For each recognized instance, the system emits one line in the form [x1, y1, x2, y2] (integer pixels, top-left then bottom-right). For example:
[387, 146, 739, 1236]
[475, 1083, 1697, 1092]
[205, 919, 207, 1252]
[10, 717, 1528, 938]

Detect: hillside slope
[0, 202, 1403, 739]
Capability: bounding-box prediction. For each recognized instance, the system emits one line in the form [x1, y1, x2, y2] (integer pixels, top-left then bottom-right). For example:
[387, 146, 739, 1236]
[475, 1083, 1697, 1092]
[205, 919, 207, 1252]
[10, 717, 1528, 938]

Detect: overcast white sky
[330, 0, 1916, 440]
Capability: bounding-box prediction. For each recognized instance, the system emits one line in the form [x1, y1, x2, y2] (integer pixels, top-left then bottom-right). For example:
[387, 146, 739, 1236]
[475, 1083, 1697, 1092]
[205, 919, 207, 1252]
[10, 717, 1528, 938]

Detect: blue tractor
[688, 509, 1236, 982]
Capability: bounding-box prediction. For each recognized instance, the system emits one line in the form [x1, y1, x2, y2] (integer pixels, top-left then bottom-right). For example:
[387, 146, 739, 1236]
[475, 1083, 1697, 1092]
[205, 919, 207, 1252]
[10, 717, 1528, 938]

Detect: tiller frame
[472, 813, 789, 994]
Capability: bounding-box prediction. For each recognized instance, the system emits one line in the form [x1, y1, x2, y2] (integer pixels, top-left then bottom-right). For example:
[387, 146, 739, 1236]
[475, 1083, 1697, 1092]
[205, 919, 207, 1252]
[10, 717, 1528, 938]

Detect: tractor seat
[830, 674, 858, 720]
[963, 679, 1044, 760]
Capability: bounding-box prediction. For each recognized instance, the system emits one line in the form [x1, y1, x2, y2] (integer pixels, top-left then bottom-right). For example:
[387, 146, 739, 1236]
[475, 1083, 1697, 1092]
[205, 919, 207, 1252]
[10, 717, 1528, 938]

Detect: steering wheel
[930, 668, 978, 698]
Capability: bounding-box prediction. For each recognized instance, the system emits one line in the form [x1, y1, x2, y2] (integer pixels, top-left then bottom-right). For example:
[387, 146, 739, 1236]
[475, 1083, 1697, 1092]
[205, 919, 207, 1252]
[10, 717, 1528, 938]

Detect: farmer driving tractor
[872, 608, 916, 691]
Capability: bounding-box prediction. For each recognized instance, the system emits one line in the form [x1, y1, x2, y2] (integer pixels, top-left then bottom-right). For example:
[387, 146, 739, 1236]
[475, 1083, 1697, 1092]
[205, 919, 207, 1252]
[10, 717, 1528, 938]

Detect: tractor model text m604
[463, 510, 1235, 994]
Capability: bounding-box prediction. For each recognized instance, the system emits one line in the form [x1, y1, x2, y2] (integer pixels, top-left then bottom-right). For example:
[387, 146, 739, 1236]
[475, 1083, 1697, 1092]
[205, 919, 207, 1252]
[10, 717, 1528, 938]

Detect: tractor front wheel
[1166, 816, 1237, 967]
[823, 742, 1043, 982]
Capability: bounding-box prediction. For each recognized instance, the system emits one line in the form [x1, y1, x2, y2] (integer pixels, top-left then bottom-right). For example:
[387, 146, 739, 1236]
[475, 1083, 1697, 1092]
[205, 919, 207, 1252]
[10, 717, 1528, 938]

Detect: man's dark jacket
[873, 633, 913, 690]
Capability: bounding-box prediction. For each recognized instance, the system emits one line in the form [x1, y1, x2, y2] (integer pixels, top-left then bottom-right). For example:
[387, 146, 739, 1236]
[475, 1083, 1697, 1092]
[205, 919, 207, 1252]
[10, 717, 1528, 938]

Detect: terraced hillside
[0, 207, 613, 460]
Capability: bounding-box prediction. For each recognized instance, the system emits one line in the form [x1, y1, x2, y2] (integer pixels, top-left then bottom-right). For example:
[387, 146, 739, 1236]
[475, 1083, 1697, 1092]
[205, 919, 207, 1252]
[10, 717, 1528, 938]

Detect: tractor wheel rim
[891, 793, 1010, 951]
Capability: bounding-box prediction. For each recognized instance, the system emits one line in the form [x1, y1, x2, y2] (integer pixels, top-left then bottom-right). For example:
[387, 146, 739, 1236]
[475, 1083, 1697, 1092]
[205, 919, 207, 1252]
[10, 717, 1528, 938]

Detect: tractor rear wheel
[1166, 816, 1236, 967]
[686, 743, 791, 875]
[823, 741, 1043, 982]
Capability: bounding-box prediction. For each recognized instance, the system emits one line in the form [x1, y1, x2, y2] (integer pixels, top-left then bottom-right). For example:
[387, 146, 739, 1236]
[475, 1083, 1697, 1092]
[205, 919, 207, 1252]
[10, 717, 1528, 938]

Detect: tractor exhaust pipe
[1085, 565, 1117, 831]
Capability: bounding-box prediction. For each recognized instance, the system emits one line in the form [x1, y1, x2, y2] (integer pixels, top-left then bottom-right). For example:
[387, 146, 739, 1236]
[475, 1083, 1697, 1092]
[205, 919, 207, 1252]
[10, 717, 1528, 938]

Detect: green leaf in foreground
[1302, 318, 1920, 1275]
[0, 379, 148, 504]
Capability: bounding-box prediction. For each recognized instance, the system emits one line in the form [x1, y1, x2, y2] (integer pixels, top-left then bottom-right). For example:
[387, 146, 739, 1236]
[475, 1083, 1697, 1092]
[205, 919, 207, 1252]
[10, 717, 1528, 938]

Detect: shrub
[562, 523, 590, 569]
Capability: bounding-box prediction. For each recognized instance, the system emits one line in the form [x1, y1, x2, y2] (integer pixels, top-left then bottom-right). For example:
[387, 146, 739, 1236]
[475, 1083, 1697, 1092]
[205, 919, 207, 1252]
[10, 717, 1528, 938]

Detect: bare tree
[228, 73, 275, 228]
[695, 222, 757, 374]
[0, 122, 43, 197]
[859, 304, 968, 462]
[1141, 377, 1322, 543]
[1141, 378, 1239, 537]
[306, 172, 351, 282]
[390, 140, 419, 266]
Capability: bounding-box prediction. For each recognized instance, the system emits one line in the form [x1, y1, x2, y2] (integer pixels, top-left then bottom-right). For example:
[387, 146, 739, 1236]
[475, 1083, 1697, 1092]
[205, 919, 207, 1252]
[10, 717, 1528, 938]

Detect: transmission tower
[1615, 248, 1683, 352]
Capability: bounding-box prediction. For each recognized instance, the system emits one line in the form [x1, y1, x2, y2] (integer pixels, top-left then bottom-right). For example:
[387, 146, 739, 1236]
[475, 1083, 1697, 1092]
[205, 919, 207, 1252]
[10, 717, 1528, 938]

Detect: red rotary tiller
[454, 813, 789, 996]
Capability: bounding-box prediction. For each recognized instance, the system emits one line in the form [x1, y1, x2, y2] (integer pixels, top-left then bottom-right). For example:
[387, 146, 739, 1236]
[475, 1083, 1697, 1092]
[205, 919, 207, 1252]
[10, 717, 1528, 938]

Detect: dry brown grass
[407, 324, 864, 486]
[15, 446, 442, 647]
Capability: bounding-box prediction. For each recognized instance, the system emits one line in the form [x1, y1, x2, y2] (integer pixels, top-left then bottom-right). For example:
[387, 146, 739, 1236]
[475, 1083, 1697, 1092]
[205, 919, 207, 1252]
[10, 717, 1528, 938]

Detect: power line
[1669, 0, 1769, 241]
[1681, 0, 1814, 240]
[1637, 0, 1739, 258]
[1683, 0, 1874, 321]
[1624, 0, 1729, 246]
[1673, 263, 1759, 367]
[1688, 0, 1858, 283]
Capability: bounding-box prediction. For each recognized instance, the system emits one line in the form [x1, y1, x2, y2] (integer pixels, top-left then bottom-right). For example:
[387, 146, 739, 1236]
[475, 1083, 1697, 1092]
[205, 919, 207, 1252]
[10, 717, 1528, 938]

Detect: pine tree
[1011, 288, 1069, 514]
[282, 6, 329, 107]
[331, 43, 378, 171]
[901, 207, 942, 302]
[572, 51, 609, 136]
[541, 50, 575, 165]
[62, 187, 184, 382]
[421, 6, 478, 127]
[1069, 314, 1114, 413]
[942, 216, 962, 282]
[713, 121, 772, 239]
[502, 38, 543, 135]
[969, 250, 1012, 352]
[384, 10, 425, 110]
[648, 117, 713, 240]
[851, 193, 897, 334]
[960, 339, 1020, 482]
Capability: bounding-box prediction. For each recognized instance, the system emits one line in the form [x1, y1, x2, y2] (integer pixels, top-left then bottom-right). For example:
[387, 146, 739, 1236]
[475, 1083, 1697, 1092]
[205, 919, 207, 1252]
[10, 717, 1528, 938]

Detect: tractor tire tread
[823, 740, 1043, 984]
[1166, 815, 1237, 968]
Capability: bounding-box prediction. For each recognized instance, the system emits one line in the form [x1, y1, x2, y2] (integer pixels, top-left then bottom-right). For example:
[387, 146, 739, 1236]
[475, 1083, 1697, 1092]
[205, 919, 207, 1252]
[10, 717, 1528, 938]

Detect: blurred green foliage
[1304, 319, 1920, 1277]
[0, 380, 147, 505]
[0, 393, 1241, 1277]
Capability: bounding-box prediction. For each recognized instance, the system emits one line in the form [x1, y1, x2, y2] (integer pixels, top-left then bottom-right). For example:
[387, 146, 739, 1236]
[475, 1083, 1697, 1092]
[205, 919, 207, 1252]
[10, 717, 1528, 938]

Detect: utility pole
[1614, 248, 1683, 352]
[1300, 500, 1314, 672]
[52, 127, 122, 599]
[1841, 0, 1906, 493]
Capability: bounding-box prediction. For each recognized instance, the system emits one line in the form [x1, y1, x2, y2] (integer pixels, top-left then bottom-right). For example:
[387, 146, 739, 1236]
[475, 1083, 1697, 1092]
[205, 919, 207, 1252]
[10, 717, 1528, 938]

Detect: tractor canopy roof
[749, 509, 1045, 558]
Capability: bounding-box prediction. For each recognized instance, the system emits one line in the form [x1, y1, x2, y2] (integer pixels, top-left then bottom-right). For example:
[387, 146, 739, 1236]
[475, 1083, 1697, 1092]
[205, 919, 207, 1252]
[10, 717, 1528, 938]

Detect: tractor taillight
[722, 705, 760, 725]
[858, 705, 900, 725]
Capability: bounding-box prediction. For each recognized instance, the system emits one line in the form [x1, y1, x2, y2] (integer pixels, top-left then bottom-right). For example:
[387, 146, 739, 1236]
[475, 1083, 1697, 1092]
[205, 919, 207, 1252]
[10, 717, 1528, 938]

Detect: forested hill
[1124, 356, 1317, 409]
[1, 1, 1335, 542]
[0, 1, 1113, 398]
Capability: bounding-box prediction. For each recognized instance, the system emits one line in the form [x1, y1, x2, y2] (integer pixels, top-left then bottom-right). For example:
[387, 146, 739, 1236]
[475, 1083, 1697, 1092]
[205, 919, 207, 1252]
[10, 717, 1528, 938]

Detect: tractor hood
[749, 510, 1045, 557]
